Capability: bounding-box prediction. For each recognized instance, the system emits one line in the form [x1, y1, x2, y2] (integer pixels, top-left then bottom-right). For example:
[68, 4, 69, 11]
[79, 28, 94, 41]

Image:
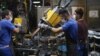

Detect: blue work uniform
[61, 17, 79, 56]
[0, 19, 15, 56]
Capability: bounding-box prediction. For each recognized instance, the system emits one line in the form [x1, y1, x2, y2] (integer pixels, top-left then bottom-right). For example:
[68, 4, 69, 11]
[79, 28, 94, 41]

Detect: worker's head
[59, 8, 70, 20]
[75, 8, 84, 20]
[2, 10, 13, 21]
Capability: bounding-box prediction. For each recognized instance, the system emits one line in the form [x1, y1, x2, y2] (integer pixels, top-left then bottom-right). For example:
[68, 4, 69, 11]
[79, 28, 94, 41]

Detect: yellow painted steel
[45, 9, 61, 26]
[14, 17, 22, 25]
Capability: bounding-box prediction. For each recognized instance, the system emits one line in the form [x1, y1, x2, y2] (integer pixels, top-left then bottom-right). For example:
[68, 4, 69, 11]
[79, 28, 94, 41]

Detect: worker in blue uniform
[38, 8, 79, 56]
[0, 10, 20, 56]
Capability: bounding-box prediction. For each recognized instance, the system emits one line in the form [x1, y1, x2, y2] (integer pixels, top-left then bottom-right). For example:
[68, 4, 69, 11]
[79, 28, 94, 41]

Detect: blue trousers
[67, 44, 79, 56]
[0, 47, 13, 56]
[78, 43, 88, 56]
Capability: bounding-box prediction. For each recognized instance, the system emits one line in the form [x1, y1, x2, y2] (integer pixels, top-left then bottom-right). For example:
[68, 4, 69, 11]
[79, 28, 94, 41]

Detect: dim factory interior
[0, 0, 100, 56]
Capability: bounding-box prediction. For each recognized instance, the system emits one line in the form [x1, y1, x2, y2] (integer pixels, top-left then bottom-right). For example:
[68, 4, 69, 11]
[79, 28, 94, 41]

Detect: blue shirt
[62, 17, 78, 43]
[0, 19, 15, 46]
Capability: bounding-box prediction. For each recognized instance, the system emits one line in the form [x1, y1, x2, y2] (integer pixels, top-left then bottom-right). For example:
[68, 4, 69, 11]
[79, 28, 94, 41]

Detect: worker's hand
[38, 23, 52, 30]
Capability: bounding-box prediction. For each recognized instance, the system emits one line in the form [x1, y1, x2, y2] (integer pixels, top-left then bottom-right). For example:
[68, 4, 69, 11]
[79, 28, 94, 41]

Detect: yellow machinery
[45, 7, 61, 26]
[14, 17, 22, 26]
[14, 16, 28, 34]
[43, 0, 72, 27]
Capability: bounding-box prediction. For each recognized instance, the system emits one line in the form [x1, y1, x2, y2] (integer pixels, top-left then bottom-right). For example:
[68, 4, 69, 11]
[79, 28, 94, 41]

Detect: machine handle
[64, 0, 73, 8]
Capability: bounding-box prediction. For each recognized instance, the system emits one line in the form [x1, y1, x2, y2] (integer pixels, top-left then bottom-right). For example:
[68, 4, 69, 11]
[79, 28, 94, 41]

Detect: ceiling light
[33, 1, 40, 4]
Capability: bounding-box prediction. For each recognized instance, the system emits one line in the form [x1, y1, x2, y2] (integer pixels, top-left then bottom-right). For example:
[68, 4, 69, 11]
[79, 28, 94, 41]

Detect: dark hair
[2, 10, 10, 19]
[58, 8, 69, 15]
[75, 8, 84, 18]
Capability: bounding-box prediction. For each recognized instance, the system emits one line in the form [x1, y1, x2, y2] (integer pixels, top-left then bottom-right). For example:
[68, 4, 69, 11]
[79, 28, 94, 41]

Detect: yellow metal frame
[45, 9, 61, 26]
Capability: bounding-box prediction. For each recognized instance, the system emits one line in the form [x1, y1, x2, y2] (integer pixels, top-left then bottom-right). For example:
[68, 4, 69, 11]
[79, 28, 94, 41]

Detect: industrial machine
[13, 0, 72, 56]
[30, 0, 72, 56]
[88, 30, 100, 56]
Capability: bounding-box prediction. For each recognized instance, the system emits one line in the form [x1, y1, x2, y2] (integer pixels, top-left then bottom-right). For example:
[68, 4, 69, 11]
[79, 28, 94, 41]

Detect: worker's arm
[51, 27, 63, 33]
[13, 28, 20, 33]
[6, 21, 20, 33]
[38, 23, 63, 33]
